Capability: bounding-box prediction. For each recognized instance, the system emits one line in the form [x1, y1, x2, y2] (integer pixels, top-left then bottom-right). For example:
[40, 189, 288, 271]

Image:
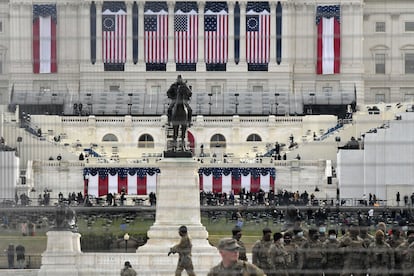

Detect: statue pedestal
[38, 231, 81, 276]
[136, 158, 220, 275]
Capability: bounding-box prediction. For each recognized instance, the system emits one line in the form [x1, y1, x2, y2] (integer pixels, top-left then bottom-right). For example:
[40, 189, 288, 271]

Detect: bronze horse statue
[170, 83, 192, 151]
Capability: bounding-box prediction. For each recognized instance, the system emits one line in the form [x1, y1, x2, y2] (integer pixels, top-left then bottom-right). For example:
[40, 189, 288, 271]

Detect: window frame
[375, 21, 386, 32]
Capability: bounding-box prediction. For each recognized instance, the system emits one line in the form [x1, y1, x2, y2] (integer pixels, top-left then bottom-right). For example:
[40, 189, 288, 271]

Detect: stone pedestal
[136, 158, 220, 275]
[38, 231, 81, 276]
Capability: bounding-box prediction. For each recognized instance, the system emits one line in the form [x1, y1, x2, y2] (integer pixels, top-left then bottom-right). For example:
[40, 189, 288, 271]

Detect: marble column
[167, 1, 175, 71]
[125, 1, 133, 70]
[137, 1, 145, 70]
[269, 1, 277, 71]
[196, 1, 206, 72]
[79, 2, 90, 70]
[96, 1, 103, 66]
[238, 1, 247, 70]
[227, 1, 236, 71]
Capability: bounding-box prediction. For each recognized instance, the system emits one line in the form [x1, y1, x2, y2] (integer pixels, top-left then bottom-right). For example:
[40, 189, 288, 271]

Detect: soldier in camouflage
[367, 230, 394, 276]
[208, 238, 265, 276]
[339, 224, 367, 276]
[322, 229, 342, 276]
[252, 227, 273, 275]
[232, 226, 248, 261]
[168, 225, 195, 276]
[299, 228, 323, 276]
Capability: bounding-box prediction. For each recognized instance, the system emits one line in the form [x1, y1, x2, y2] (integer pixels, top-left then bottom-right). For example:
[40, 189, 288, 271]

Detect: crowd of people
[229, 221, 414, 276]
[200, 189, 316, 207]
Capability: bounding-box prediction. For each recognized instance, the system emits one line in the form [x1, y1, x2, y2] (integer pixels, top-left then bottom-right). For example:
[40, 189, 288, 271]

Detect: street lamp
[208, 93, 213, 115]
[128, 93, 133, 115]
[234, 93, 239, 114]
[309, 93, 315, 114]
[274, 93, 280, 115]
[123, 233, 130, 252]
[17, 136, 22, 157]
[86, 93, 93, 115]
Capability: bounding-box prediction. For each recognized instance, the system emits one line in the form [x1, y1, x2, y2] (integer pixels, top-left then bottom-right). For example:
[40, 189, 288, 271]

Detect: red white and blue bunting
[83, 167, 276, 197]
[83, 167, 160, 197]
[198, 167, 275, 194]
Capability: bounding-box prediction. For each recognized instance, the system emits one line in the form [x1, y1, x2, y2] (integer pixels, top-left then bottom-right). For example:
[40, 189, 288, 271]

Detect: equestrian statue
[165, 75, 192, 155]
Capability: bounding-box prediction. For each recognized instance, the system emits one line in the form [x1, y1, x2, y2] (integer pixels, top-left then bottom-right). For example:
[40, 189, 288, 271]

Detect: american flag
[204, 2, 228, 64]
[174, 2, 198, 64]
[316, 5, 341, 75]
[144, 2, 168, 64]
[33, 4, 57, 74]
[246, 2, 270, 64]
[102, 2, 127, 64]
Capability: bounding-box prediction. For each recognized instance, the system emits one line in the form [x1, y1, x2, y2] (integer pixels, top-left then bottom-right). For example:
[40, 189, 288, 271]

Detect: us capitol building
[0, 0, 414, 206]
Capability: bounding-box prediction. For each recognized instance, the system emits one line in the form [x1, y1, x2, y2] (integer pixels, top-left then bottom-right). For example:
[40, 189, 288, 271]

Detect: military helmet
[179, 225, 187, 233]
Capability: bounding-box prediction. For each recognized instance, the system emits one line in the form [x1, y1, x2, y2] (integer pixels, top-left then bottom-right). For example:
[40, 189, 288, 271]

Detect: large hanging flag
[316, 5, 341, 75]
[204, 2, 228, 64]
[90, 2, 96, 64]
[144, 2, 168, 64]
[246, 2, 270, 64]
[276, 1, 282, 65]
[33, 4, 57, 74]
[174, 2, 198, 64]
[102, 2, 127, 65]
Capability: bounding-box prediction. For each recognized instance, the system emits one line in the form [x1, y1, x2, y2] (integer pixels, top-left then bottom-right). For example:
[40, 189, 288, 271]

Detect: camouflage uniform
[387, 234, 405, 276]
[252, 238, 273, 275]
[284, 240, 300, 276]
[339, 233, 367, 276]
[299, 231, 323, 276]
[232, 227, 248, 261]
[252, 228, 273, 275]
[170, 232, 195, 276]
[268, 242, 288, 276]
[322, 236, 342, 276]
[207, 260, 265, 276]
[396, 239, 414, 276]
[368, 238, 394, 276]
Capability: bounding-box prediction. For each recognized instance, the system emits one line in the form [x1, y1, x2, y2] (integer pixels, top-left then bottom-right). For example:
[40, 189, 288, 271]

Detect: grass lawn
[0, 215, 283, 257]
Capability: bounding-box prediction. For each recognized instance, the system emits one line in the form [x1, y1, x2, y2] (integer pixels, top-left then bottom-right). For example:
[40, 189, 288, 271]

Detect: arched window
[246, 134, 262, 142]
[138, 134, 154, 148]
[210, 134, 226, 148]
[102, 133, 118, 142]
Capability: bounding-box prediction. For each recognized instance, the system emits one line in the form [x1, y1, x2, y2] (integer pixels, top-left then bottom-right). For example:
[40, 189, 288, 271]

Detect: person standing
[232, 226, 247, 261]
[299, 228, 323, 276]
[208, 238, 265, 276]
[6, 244, 14, 269]
[120, 261, 137, 276]
[367, 230, 394, 276]
[268, 232, 288, 276]
[252, 227, 273, 275]
[15, 244, 25, 269]
[283, 232, 300, 276]
[322, 229, 342, 276]
[168, 225, 196, 276]
[396, 192, 401, 206]
[339, 224, 367, 276]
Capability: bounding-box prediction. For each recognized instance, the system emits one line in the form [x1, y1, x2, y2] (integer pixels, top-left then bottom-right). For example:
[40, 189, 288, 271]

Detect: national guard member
[232, 225, 248, 261]
[208, 238, 265, 276]
[396, 229, 414, 276]
[339, 224, 367, 276]
[283, 232, 300, 276]
[322, 229, 342, 276]
[168, 225, 196, 276]
[268, 232, 288, 276]
[252, 227, 273, 275]
[299, 228, 323, 276]
[368, 230, 394, 276]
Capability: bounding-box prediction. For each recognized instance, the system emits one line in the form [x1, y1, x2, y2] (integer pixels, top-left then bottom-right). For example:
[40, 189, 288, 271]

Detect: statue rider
[167, 75, 193, 126]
